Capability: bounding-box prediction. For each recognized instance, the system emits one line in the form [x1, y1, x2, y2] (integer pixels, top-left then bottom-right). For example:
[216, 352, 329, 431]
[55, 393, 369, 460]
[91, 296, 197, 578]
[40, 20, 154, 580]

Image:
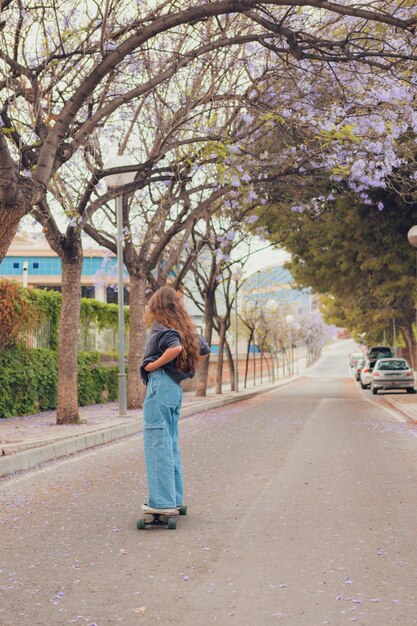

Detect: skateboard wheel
[137, 518, 146, 530]
[168, 517, 177, 530]
[178, 505, 187, 516]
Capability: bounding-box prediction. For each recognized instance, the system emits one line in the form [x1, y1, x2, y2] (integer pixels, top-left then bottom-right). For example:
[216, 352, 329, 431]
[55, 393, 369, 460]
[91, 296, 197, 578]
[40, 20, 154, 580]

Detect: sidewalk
[381, 392, 417, 423]
[0, 373, 302, 478]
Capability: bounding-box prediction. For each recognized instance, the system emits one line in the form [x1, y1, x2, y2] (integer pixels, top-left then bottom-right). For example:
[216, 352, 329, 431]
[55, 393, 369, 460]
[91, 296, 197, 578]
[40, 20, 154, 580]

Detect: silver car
[349, 352, 363, 368]
[354, 358, 365, 381]
[371, 358, 416, 394]
[360, 359, 374, 389]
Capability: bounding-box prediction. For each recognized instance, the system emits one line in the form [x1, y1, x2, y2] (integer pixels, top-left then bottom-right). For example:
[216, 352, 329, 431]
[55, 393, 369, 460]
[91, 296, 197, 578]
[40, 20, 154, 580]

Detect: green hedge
[77, 351, 119, 406]
[0, 280, 129, 351]
[0, 347, 118, 418]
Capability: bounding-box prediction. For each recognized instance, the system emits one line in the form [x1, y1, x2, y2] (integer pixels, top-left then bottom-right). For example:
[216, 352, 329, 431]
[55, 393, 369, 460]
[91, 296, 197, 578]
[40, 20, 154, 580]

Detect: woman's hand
[144, 346, 182, 373]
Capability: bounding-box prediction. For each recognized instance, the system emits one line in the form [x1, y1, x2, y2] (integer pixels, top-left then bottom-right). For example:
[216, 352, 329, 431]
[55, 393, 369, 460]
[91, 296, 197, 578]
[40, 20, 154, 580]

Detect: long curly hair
[144, 287, 201, 375]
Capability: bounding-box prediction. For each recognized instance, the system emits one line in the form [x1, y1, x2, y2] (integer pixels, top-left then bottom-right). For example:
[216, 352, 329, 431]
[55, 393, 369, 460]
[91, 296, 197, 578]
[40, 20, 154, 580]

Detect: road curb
[381, 396, 417, 425]
[0, 376, 303, 479]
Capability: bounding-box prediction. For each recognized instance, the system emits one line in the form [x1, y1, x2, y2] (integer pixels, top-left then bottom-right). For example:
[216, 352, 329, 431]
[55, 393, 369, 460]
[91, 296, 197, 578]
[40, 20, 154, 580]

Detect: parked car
[370, 358, 416, 394]
[354, 358, 365, 381]
[366, 345, 393, 360]
[360, 359, 374, 389]
[349, 352, 363, 368]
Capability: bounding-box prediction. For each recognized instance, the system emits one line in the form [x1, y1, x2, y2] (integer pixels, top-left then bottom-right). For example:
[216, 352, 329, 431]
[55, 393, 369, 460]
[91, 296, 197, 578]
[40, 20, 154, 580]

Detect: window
[33, 262, 39, 269]
[13, 262, 19, 269]
[107, 286, 130, 305]
[81, 286, 95, 299]
[378, 360, 407, 371]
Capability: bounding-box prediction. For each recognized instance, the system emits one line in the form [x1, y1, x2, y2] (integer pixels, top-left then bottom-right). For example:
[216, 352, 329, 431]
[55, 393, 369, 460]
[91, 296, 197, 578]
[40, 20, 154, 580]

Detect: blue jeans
[143, 369, 184, 508]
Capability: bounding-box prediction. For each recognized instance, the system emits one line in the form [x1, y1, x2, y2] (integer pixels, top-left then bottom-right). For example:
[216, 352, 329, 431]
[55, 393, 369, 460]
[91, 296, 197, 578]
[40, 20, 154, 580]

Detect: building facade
[0, 234, 119, 303]
[241, 264, 316, 314]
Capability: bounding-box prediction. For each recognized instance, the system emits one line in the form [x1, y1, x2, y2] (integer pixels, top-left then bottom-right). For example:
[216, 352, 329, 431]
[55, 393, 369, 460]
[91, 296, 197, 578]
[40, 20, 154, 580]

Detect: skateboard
[137, 504, 187, 530]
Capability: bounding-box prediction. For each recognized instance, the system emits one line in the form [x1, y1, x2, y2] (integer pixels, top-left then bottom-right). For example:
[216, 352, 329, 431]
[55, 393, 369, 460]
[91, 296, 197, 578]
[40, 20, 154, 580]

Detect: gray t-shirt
[140, 322, 211, 385]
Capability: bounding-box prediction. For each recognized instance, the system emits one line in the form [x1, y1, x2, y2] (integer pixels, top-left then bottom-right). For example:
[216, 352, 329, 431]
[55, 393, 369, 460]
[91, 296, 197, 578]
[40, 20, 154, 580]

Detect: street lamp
[22, 260, 28, 288]
[407, 225, 417, 369]
[294, 322, 301, 374]
[266, 299, 278, 381]
[285, 314, 295, 376]
[103, 154, 136, 416]
[231, 265, 243, 392]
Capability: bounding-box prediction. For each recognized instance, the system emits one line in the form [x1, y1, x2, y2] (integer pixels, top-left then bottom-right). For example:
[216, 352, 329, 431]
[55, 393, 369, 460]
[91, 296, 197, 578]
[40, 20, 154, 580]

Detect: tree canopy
[1, 0, 417, 258]
[260, 182, 417, 360]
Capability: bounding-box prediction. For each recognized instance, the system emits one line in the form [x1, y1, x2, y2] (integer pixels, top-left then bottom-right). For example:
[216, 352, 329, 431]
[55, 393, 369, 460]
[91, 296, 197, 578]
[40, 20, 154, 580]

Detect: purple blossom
[242, 112, 254, 124]
[104, 40, 118, 51]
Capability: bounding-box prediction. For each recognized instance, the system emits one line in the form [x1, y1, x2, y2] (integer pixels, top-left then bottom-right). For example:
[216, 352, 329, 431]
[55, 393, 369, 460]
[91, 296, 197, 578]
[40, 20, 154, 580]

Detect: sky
[232, 237, 290, 280]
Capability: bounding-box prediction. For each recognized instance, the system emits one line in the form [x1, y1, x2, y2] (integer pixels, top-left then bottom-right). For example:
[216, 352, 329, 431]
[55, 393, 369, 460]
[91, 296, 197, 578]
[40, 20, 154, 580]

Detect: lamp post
[22, 260, 28, 288]
[294, 322, 301, 374]
[407, 225, 417, 370]
[266, 299, 278, 381]
[231, 265, 243, 392]
[285, 314, 295, 376]
[103, 155, 136, 416]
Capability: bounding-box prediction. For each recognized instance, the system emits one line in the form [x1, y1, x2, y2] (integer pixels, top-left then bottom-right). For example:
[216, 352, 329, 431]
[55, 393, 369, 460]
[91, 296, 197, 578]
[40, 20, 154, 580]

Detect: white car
[360, 359, 373, 389]
[349, 352, 363, 368]
[371, 358, 416, 395]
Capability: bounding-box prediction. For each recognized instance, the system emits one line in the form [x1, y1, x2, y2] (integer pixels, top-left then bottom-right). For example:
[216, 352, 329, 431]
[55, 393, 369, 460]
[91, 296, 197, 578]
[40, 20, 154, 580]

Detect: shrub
[0, 347, 39, 416]
[77, 352, 118, 405]
[0, 279, 129, 351]
[0, 280, 39, 349]
[0, 348, 119, 418]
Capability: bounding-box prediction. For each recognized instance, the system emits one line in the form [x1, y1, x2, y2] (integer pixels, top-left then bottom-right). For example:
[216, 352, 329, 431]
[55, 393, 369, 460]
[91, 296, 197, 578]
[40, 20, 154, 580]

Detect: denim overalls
[143, 369, 184, 508]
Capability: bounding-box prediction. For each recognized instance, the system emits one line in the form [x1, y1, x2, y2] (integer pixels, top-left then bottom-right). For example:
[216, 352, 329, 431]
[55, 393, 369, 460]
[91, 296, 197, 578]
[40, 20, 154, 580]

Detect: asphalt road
[1, 341, 417, 626]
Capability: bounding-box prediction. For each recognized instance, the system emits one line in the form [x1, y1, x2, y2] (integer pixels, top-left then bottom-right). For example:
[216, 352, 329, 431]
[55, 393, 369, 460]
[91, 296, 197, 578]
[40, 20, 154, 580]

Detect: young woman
[140, 286, 210, 512]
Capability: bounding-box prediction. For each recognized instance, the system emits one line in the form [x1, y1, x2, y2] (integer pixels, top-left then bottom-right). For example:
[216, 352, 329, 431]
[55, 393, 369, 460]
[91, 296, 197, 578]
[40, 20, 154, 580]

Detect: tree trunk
[225, 339, 235, 391]
[260, 349, 263, 383]
[0, 135, 43, 260]
[127, 272, 147, 408]
[400, 323, 416, 369]
[244, 328, 254, 389]
[263, 351, 271, 382]
[195, 291, 215, 396]
[215, 318, 226, 395]
[253, 344, 256, 386]
[282, 347, 289, 376]
[57, 256, 83, 424]
[270, 350, 275, 381]
[0, 204, 29, 260]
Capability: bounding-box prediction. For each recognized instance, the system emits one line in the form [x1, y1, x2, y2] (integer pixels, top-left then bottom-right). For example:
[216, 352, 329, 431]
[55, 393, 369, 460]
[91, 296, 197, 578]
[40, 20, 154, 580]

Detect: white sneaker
[141, 504, 177, 515]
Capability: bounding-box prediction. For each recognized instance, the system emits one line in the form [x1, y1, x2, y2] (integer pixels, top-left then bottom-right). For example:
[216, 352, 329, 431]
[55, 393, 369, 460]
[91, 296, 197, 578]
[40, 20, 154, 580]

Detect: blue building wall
[0, 256, 116, 277]
[241, 265, 311, 314]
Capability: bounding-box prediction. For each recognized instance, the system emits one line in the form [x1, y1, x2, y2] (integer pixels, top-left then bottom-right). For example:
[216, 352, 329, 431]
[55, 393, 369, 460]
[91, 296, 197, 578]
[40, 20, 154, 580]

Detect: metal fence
[25, 320, 128, 354]
[26, 319, 51, 349]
